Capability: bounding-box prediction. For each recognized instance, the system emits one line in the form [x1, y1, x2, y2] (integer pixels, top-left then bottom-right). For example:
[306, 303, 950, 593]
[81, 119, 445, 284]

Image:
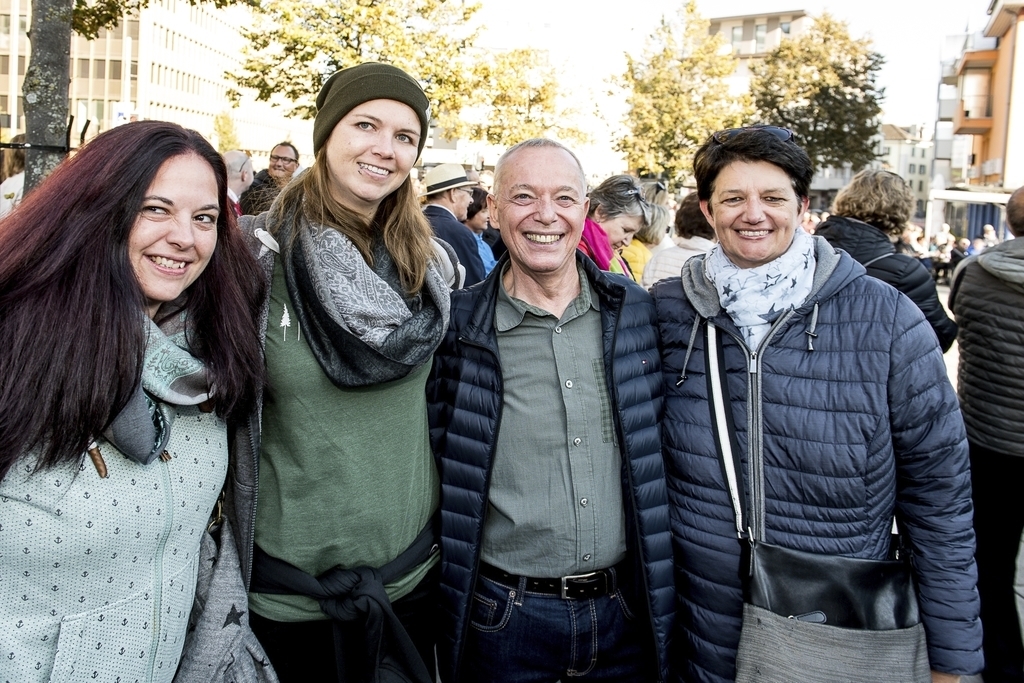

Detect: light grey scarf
[705, 228, 817, 350]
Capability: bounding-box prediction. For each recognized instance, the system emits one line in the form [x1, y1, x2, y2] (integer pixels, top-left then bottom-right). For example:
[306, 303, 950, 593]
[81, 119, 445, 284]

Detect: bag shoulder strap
[706, 322, 749, 538]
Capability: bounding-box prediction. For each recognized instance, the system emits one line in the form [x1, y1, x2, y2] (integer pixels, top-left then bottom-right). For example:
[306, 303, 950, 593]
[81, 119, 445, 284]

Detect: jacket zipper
[147, 447, 175, 675]
[723, 310, 795, 542]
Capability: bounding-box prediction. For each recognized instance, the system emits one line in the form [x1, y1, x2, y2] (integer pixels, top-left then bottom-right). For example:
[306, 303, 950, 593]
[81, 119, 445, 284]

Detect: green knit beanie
[313, 63, 431, 157]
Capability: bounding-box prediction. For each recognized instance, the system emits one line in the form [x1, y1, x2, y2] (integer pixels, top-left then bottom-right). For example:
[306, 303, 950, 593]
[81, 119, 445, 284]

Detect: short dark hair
[675, 193, 715, 240]
[466, 186, 488, 222]
[272, 141, 299, 160]
[693, 127, 813, 203]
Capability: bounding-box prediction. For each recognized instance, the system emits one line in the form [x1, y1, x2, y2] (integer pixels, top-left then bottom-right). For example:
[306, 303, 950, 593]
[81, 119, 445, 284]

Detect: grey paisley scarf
[278, 207, 451, 387]
[705, 228, 816, 350]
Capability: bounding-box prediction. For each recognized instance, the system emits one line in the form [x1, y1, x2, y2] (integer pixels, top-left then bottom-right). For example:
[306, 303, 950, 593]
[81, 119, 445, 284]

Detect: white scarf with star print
[704, 228, 817, 350]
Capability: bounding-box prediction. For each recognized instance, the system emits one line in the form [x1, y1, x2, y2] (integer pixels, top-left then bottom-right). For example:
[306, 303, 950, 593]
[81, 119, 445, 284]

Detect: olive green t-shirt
[249, 259, 439, 622]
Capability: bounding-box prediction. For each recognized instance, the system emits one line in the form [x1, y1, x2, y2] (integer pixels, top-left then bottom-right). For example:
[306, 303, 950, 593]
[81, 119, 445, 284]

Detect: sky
[474, 0, 992, 174]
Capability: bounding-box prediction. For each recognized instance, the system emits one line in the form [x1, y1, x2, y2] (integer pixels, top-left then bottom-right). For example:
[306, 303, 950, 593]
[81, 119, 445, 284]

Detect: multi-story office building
[1, 0, 312, 165]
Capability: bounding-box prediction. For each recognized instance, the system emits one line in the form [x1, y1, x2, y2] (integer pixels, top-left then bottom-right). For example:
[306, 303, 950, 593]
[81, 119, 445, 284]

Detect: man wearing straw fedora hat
[423, 163, 486, 286]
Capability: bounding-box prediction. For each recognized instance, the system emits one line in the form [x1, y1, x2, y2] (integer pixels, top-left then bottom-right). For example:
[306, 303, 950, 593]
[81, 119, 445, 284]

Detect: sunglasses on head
[711, 126, 794, 145]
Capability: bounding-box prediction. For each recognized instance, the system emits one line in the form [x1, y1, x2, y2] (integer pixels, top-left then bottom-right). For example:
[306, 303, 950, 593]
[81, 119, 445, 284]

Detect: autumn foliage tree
[228, 0, 573, 144]
[749, 13, 884, 173]
[463, 49, 585, 147]
[618, 1, 750, 189]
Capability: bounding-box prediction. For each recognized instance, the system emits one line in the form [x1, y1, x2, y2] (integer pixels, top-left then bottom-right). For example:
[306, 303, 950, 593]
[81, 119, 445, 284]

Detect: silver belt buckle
[560, 571, 600, 599]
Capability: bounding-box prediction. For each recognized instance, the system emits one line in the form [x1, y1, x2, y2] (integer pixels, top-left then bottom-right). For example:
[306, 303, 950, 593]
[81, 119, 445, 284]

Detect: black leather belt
[478, 562, 620, 599]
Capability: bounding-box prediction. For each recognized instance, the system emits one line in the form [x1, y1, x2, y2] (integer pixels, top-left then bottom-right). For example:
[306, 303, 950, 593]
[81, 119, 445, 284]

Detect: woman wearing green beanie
[229, 62, 458, 682]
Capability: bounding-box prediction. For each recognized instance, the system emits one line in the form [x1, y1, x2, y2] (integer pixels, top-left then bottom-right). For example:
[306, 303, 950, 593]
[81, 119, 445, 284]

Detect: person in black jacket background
[816, 169, 957, 351]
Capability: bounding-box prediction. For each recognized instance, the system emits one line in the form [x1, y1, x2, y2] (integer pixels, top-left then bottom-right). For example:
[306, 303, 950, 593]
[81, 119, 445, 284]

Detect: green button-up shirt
[481, 264, 627, 578]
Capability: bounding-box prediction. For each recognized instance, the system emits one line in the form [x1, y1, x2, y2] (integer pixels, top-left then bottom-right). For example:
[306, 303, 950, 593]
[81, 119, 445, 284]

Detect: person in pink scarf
[578, 174, 651, 277]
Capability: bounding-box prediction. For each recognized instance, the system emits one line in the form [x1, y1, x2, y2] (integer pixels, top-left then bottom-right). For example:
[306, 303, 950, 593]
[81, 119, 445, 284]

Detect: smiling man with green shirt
[427, 138, 675, 683]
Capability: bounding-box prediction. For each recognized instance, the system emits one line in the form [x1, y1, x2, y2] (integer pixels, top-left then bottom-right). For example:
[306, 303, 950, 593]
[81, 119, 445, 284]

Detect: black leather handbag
[704, 322, 930, 683]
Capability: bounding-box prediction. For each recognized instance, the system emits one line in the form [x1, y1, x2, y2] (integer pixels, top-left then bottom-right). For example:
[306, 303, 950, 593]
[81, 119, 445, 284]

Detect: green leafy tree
[228, 0, 574, 145]
[464, 49, 586, 147]
[618, 0, 750, 189]
[749, 13, 884, 173]
[213, 111, 240, 152]
[228, 0, 479, 137]
[23, 0, 254, 191]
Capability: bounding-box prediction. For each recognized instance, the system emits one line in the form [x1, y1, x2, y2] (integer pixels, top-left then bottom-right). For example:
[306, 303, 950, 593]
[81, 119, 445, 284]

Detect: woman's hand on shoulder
[931, 672, 960, 683]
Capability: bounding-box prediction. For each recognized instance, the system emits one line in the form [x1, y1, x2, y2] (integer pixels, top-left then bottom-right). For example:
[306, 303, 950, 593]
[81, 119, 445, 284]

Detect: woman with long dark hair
[0, 121, 266, 681]
[230, 63, 457, 682]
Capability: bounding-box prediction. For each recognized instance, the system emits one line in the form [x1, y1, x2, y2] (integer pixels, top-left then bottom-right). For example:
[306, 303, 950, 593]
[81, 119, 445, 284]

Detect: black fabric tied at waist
[250, 515, 439, 683]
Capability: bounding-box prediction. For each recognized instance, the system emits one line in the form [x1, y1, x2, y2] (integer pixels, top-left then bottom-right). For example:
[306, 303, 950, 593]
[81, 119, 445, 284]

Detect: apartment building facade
[707, 9, 883, 211]
[1, 0, 312, 165]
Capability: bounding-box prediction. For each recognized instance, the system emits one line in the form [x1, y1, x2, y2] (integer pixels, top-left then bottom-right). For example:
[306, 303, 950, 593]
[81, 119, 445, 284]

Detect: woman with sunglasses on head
[0, 121, 266, 682]
[815, 169, 957, 351]
[651, 126, 981, 683]
[578, 174, 651, 278]
[229, 63, 459, 682]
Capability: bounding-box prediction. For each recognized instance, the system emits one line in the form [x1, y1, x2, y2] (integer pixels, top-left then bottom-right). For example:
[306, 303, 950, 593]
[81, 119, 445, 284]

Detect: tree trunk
[23, 0, 72, 193]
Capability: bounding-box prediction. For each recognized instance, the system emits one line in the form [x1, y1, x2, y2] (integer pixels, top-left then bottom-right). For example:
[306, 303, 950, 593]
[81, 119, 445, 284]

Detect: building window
[0, 55, 8, 75]
[76, 58, 88, 78]
[918, 180, 924, 192]
[911, 148, 916, 157]
[94, 59, 105, 79]
[110, 60, 122, 80]
[18, 56, 25, 76]
[780, 21, 791, 34]
[755, 24, 766, 53]
[127, 20, 139, 40]
[731, 26, 743, 53]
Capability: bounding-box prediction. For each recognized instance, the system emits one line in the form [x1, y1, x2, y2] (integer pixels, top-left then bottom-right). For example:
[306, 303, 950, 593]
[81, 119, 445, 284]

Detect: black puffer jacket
[949, 237, 1024, 456]
[817, 215, 957, 351]
[239, 169, 282, 216]
[427, 252, 675, 682]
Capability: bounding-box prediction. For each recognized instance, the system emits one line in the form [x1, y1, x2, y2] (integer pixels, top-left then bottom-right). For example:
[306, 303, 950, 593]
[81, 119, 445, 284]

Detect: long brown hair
[0, 121, 266, 480]
[271, 150, 436, 295]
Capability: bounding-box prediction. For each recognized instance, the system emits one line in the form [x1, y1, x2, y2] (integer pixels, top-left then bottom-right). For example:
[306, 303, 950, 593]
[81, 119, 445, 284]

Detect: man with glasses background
[421, 163, 486, 286]
[240, 141, 301, 216]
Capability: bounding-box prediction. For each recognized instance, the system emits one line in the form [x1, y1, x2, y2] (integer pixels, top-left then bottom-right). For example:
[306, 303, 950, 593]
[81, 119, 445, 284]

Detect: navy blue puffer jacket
[652, 239, 981, 683]
[427, 252, 675, 682]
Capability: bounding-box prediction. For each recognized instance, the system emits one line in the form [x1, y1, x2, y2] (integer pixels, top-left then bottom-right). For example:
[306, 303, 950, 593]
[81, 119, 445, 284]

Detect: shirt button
[565, 380, 573, 388]
[555, 326, 562, 334]
[580, 498, 588, 507]
[583, 554, 592, 561]
[573, 437, 582, 446]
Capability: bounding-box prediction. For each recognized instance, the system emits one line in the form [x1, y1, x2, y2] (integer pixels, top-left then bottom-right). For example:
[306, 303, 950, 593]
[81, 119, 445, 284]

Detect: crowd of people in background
[2, 59, 1022, 683]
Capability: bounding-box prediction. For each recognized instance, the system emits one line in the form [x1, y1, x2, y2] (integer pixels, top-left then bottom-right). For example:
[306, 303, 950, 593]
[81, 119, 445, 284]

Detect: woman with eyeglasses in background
[579, 174, 651, 278]
[815, 169, 957, 352]
[652, 125, 981, 683]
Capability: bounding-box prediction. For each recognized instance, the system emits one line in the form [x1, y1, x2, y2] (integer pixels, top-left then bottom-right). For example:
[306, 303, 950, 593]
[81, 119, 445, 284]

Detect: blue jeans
[461, 567, 654, 682]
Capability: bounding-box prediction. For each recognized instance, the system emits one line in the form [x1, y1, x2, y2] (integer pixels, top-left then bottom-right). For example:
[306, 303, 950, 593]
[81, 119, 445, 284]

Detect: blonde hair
[271, 151, 436, 295]
[635, 204, 670, 245]
[831, 170, 913, 236]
